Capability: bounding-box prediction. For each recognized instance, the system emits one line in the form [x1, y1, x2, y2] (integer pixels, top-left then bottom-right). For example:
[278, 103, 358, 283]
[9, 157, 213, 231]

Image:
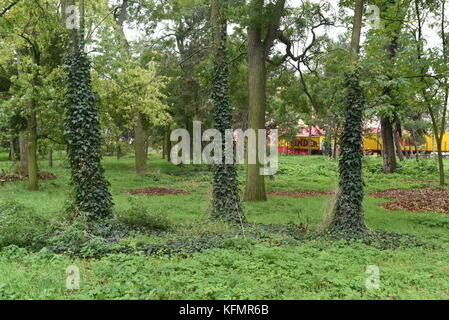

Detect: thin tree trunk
[308, 125, 312, 155]
[333, 134, 338, 159]
[27, 107, 38, 190]
[117, 139, 122, 160]
[9, 137, 16, 163]
[436, 137, 445, 186]
[411, 129, 419, 161]
[394, 126, 405, 161]
[19, 130, 28, 174]
[134, 113, 147, 174]
[48, 149, 53, 168]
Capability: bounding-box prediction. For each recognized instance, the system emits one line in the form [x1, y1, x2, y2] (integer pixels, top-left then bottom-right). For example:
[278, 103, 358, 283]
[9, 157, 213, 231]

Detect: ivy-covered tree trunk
[210, 0, 244, 223]
[65, 21, 113, 221]
[327, 0, 368, 236]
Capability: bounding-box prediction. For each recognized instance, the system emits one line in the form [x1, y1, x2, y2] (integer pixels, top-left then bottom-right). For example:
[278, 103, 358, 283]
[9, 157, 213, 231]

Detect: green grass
[0, 153, 448, 299]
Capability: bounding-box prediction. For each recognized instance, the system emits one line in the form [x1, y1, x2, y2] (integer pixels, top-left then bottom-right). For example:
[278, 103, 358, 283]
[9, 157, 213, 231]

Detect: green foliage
[116, 198, 172, 231]
[64, 36, 113, 222]
[0, 200, 50, 249]
[0, 155, 448, 299]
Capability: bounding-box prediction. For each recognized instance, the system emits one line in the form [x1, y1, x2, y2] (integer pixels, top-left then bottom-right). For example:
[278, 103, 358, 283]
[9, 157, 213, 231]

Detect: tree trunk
[411, 129, 420, 161]
[48, 149, 53, 168]
[244, 20, 267, 201]
[308, 125, 312, 155]
[19, 131, 28, 175]
[333, 134, 338, 159]
[117, 144, 122, 160]
[164, 126, 171, 162]
[134, 113, 147, 174]
[394, 128, 405, 161]
[27, 108, 38, 190]
[380, 116, 397, 173]
[436, 137, 445, 186]
[9, 137, 16, 163]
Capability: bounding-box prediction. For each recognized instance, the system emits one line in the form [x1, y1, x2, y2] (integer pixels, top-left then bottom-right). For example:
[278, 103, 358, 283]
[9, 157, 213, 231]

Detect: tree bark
[394, 129, 405, 161]
[19, 131, 28, 174]
[9, 137, 16, 163]
[48, 149, 53, 168]
[27, 107, 38, 190]
[380, 116, 397, 173]
[244, 0, 285, 201]
[244, 16, 267, 201]
[134, 113, 147, 174]
[308, 125, 312, 155]
[436, 137, 445, 186]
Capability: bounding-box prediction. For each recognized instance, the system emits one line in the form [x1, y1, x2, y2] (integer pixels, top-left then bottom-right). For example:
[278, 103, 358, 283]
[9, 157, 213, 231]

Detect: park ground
[0, 152, 448, 299]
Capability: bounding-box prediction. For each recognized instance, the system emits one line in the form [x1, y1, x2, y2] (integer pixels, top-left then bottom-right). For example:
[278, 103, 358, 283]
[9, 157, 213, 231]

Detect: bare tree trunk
[134, 113, 147, 174]
[308, 125, 312, 155]
[381, 116, 397, 173]
[244, 19, 267, 201]
[333, 134, 338, 159]
[244, 0, 285, 201]
[27, 107, 38, 190]
[116, 137, 122, 160]
[9, 137, 16, 163]
[165, 126, 171, 162]
[436, 137, 445, 186]
[48, 149, 53, 168]
[394, 126, 405, 161]
[411, 129, 419, 161]
[19, 131, 28, 174]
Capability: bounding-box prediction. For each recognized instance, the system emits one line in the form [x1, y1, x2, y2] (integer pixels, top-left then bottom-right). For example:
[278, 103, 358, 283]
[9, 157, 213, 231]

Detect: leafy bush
[46, 218, 90, 255]
[398, 160, 438, 176]
[116, 199, 172, 231]
[0, 200, 51, 249]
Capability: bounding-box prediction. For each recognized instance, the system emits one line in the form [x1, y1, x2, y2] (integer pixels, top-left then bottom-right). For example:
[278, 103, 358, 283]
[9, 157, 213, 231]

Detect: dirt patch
[0, 171, 57, 183]
[268, 190, 334, 198]
[128, 187, 188, 196]
[369, 187, 449, 214]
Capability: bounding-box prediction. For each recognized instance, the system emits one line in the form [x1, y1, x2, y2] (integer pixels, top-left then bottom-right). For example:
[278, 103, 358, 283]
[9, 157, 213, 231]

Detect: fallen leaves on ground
[369, 187, 449, 214]
[0, 171, 57, 183]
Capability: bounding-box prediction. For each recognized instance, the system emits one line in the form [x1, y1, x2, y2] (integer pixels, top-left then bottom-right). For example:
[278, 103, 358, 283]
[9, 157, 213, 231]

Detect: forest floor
[0, 153, 448, 299]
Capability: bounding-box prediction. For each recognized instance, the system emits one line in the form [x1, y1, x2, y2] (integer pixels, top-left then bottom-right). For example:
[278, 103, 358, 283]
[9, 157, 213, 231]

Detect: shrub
[0, 200, 50, 249]
[116, 199, 172, 231]
[46, 218, 89, 255]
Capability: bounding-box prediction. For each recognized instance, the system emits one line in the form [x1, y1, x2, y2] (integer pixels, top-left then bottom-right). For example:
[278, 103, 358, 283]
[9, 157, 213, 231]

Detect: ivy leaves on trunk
[210, 0, 244, 223]
[64, 35, 113, 221]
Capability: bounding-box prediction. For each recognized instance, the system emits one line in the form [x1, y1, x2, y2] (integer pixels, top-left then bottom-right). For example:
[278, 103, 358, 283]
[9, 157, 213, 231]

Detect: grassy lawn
[0, 153, 448, 299]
